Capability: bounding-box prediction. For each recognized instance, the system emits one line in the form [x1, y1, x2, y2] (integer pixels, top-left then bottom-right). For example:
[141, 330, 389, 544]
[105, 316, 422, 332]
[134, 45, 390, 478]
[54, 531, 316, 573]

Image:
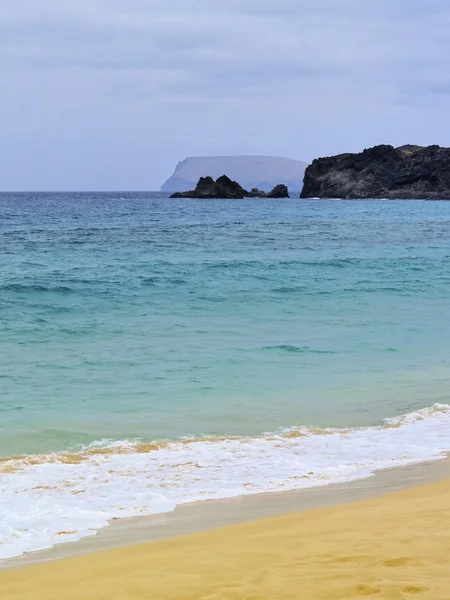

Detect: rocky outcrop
[162, 156, 306, 193]
[266, 184, 289, 198]
[170, 175, 247, 199]
[246, 188, 267, 198]
[170, 177, 290, 199]
[300, 144, 450, 199]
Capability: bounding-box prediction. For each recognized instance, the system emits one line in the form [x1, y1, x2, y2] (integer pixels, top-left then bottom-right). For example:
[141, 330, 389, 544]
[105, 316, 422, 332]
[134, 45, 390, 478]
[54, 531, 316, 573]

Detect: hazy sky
[1, 1, 449, 190]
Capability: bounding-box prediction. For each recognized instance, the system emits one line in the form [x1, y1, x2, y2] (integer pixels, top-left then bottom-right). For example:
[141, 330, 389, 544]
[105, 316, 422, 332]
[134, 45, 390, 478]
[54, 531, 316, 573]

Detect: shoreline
[2, 462, 450, 599]
[3, 454, 449, 571]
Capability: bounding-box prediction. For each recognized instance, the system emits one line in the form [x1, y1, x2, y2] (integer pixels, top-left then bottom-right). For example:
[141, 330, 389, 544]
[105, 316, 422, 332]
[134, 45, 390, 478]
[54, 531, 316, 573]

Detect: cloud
[0, 0, 449, 189]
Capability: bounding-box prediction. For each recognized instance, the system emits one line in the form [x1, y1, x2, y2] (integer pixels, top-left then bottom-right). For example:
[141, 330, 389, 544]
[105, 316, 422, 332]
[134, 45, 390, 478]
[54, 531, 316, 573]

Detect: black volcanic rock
[215, 175, 246, 198]
[246, 187, 267, 198]
[300, 144, 450, 199]
[170, 175, 246, 199]
[266, 184, 289, 198]
[170, 176, 290, 199]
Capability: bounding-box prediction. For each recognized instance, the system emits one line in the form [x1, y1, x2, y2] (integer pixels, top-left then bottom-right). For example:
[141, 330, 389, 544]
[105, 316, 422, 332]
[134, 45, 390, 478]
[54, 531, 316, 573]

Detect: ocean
[1, 192, 450, 559]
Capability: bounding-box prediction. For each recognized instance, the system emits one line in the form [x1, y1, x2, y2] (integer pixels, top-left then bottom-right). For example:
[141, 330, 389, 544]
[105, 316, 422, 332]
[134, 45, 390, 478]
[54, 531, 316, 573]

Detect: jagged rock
[170, 176, 291, 199]
[170, 175, 246, 199]
[266, 184, 289, 198]
[246, 187, 266, 198]
[300, 144, 450, 199]
[215, 175, 247, 198]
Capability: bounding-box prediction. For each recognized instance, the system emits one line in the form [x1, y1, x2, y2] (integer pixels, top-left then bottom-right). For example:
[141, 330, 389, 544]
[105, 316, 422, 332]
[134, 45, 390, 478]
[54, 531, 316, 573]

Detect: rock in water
[300, 144, 450, 199]
[266, 184, 289, 198]
[162, 156, 306, 193]
[170, 177, 290, 199]
[215, 175, 247, 198]
[246, 188, 266, 198]
[170, 175, 247, 199]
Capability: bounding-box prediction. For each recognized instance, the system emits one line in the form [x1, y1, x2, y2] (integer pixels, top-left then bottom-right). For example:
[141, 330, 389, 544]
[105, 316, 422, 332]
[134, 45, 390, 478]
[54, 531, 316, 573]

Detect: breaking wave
[1, 403, 450, 560]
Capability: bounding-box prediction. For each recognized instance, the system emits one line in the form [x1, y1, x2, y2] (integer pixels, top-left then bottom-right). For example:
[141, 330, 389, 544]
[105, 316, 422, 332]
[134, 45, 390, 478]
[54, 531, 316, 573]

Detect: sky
[1, 0, 449, 190]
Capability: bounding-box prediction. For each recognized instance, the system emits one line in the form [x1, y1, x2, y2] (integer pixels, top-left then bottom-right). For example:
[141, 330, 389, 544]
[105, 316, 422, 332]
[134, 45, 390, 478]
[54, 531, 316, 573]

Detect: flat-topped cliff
[301, 145, 450, 199]
[162, 156, 306, 193]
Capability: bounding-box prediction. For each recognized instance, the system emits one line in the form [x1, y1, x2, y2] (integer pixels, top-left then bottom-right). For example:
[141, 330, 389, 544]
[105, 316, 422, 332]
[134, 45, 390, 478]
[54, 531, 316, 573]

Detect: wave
[272, 286, 307, 294]
[206, 258, 362, 271]
[1, 403, 450, 560]
[262, 345, 337, 354]
[0, 283, 73, 294]
[140, 277, 186, 286]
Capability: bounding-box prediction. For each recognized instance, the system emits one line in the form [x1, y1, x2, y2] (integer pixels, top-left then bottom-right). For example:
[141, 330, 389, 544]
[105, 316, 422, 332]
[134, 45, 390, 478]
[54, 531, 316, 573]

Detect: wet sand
[2, 457, 450, 571]
[2, 459, 450, 598]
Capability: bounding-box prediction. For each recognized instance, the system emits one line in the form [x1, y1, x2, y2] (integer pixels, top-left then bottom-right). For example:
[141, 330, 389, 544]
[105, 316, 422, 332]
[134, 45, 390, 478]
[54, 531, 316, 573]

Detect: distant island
[301, 144, 450, 199]
[162, 155, 306, 193]
[170, 176, 289, 199]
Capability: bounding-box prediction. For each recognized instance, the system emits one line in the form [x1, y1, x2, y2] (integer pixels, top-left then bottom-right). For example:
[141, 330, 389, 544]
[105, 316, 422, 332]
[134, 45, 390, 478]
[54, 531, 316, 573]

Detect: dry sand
[2, 466, 450, 599]
[4, 456, 450, 569]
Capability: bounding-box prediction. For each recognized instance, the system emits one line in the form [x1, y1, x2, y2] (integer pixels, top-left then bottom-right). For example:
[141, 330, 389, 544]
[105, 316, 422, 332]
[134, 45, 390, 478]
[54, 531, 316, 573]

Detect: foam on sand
[1, 403, 450, 560]
[2, 471, 450, 599]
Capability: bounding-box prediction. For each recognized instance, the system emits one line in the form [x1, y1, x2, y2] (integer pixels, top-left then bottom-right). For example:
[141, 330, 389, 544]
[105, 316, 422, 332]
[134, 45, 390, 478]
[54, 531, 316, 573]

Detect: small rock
[170, 175, 246, 199]
[266, 184, 289, 198]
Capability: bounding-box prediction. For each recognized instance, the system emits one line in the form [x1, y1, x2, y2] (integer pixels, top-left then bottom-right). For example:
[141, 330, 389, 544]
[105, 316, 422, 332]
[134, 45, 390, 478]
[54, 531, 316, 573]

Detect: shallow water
[1, 192, 450, 558]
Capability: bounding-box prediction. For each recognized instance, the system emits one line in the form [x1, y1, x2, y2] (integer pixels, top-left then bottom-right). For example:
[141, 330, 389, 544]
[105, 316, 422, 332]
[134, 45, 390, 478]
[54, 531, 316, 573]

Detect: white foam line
[1, 404, 450, 560]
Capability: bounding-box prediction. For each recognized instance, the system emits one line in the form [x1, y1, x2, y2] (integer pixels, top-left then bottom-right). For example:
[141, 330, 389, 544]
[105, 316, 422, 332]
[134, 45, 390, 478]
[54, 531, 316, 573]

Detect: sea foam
[1, 403, 450, 560]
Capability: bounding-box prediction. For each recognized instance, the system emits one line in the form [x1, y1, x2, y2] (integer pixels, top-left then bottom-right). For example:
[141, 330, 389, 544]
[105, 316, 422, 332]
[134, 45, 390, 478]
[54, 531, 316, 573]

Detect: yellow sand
[2, 479, 450, 600]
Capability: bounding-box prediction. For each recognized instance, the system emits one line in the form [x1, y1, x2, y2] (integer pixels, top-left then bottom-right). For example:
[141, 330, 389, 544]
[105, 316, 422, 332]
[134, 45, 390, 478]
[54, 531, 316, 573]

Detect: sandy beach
[3, 0, 450, 597]
[2, 459, 450, 599]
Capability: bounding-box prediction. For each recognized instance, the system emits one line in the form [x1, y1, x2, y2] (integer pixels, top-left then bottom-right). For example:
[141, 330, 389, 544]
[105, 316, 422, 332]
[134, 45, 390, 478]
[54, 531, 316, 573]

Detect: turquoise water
[1, 193, 450, 457]
[3, 192, 450, 559]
